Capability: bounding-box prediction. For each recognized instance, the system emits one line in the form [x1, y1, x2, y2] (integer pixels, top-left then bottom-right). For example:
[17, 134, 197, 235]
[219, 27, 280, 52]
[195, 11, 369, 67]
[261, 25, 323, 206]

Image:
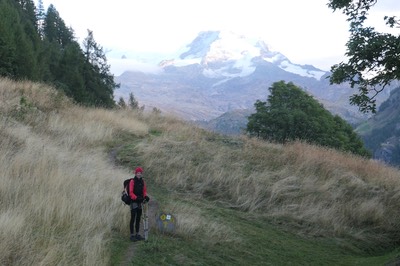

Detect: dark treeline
[0, 0, 118, 107]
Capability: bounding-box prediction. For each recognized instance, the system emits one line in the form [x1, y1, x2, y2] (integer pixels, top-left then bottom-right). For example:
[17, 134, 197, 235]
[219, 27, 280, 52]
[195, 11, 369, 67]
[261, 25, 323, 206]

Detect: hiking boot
[135, 234, 144, 241]
[130, 234, 136, 241]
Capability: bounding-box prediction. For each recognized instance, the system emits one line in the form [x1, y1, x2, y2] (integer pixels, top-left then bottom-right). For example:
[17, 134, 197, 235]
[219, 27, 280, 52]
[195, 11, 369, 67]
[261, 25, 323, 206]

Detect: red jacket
[129, 176, 147, 201]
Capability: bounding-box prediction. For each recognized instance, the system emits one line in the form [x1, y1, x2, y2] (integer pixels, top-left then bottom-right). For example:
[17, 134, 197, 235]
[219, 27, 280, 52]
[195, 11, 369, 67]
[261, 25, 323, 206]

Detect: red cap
[134, 167, 143, 174]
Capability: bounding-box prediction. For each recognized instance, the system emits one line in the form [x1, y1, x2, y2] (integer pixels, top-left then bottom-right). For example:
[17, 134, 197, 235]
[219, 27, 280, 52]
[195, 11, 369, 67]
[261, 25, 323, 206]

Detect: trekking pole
[142, 201, 149, 241]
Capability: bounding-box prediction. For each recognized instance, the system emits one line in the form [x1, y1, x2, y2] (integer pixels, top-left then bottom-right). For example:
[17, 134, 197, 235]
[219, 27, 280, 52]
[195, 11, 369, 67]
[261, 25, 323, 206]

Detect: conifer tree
[0, 0, 118, 108]
[118, 97, 127, 109]
[82, 30, 118, 107]
[128, 92, 139, 109]
[43, 4, 73, 47]
[0, 0, 18, 77]
[36, 0, 45, 38]
[0, 0, 39, 79]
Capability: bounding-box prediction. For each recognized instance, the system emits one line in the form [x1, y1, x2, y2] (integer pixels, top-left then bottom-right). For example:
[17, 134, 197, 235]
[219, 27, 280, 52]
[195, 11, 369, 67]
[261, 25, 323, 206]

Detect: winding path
[120, 199, 159, 265]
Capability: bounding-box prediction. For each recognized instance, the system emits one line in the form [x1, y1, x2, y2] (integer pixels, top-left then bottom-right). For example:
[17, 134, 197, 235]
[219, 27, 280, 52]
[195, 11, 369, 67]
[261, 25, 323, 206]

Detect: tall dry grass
[136, 121, 400, 245]
[3, 77, 400, 265]
[161, 201, 241, 245]
[0, 79, 149, 265]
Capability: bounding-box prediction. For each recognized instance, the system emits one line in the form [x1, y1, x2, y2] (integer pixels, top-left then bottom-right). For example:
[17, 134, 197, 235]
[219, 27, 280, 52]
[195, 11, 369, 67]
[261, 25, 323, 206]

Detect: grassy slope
[1, 78, 400, 265]
[116, 187, 400, 266]
[113, 141, 400, 266]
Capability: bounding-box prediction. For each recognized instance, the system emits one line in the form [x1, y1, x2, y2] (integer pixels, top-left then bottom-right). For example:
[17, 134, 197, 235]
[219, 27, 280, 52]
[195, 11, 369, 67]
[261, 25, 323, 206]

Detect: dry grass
[0, 121, 129, 265]
[136, 124, 400, 243]
[162, 201, 241, 245]
[0, 78, 72, 112]
[2, 78, 400, 265]
[45, 107, 149, 149]
[0, 79, 148, 265]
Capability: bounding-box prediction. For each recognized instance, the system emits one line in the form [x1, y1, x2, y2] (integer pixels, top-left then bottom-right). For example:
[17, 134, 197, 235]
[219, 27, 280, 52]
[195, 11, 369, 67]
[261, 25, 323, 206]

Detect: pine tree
[82, 30, 118, 107]
[0, 0, 118, 108]
[0, 0, 18, 77]
[43, 4, 73, 47]
[36, 0, 45, 38]
[57, 42, 86, 101]
[128, 92, 139, 109]
[0, 0, 39, 79]
[118, 97, 127, 109]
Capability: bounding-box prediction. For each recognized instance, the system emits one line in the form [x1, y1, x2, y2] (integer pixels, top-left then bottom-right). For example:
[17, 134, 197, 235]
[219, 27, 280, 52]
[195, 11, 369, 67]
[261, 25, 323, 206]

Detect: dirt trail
[108, 147, 160, 265]
[120, 199, 159, 266]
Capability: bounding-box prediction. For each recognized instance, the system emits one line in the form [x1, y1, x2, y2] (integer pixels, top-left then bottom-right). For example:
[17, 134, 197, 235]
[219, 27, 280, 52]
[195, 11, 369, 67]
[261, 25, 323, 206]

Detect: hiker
[128, 167, 150, 241]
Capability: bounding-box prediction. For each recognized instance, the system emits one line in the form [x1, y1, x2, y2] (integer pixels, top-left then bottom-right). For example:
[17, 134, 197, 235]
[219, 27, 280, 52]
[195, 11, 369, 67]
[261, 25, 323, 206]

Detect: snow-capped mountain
[160, 31, 326, 81]
[115, 30, 384, 129]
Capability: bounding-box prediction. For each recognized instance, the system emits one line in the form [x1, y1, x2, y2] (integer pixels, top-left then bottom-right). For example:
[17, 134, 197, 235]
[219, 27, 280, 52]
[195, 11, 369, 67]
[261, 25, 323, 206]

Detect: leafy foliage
[328, 0, 400, 113]
[0, 0, 118, 107]
[247, 81, 371, 157]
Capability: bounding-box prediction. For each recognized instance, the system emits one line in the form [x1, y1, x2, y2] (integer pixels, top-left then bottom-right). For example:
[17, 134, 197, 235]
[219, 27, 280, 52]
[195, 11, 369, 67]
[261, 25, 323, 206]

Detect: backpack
[121, 178, 132, 205]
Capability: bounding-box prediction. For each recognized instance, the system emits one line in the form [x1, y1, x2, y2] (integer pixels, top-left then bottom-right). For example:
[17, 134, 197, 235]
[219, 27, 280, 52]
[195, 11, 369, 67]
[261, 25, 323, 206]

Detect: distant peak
[179, 30, 274, 60]
[179, 31, 220, 59]
[164, 30, 326, 81]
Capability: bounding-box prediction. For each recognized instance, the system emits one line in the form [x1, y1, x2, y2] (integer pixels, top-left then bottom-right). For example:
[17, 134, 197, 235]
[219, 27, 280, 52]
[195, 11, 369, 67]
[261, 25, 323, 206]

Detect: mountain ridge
[357, 86, 400, 166]
[114, 30, 390, 128]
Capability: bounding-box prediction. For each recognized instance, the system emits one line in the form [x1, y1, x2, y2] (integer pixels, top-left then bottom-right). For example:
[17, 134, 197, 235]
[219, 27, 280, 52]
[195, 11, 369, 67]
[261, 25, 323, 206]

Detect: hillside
[2, 78, 400, 265]
[356, 86, 400, 166]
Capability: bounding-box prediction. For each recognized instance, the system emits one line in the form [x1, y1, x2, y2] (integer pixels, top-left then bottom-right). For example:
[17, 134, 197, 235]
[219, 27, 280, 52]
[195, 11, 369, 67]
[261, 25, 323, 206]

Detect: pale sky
[39, 0, 399, 75]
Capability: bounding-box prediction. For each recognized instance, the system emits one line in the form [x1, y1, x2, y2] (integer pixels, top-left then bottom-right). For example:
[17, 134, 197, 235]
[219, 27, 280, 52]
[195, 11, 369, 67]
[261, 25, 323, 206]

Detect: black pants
[130, 206, 142, 235]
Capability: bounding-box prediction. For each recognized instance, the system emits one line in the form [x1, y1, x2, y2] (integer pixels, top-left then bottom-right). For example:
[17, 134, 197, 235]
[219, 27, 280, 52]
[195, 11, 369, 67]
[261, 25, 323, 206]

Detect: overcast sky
[39, 0, 399, 75]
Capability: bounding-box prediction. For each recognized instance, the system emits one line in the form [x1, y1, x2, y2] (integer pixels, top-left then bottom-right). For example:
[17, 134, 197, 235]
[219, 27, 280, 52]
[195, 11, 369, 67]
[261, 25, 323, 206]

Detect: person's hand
[144, 196, 150, 203]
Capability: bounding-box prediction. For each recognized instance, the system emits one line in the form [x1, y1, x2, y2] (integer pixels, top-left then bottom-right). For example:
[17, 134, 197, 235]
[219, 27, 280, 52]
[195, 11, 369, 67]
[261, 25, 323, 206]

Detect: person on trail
[128, 167, 150, 241]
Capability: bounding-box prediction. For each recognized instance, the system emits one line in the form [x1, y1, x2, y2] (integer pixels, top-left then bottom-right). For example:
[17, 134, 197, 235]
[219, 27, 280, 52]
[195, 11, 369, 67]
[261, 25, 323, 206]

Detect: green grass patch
[117, 185, 400, 265]
[109, 232, 132, 265]
[149, 128, 163, 136]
